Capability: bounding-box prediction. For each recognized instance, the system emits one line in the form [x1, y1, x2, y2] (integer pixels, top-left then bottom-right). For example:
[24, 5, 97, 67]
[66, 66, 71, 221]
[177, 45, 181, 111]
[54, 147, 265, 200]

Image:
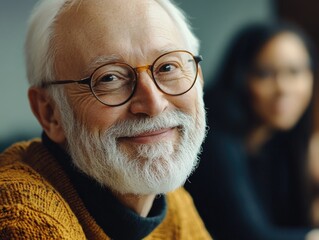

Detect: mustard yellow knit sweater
[0, 140, 212, 239]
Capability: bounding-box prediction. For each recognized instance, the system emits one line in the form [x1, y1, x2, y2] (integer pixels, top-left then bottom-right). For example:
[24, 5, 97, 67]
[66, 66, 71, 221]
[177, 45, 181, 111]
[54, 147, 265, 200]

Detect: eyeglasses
[42, 50, 202, 107]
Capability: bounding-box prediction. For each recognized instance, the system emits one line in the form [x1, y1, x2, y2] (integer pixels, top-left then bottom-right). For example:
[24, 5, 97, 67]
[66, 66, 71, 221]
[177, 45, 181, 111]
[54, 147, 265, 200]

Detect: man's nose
[129, 69, 169, 117]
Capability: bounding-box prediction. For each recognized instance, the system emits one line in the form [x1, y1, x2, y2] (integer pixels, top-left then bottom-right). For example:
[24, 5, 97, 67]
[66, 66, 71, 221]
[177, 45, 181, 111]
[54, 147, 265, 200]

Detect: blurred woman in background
[186, 21, 319, 240]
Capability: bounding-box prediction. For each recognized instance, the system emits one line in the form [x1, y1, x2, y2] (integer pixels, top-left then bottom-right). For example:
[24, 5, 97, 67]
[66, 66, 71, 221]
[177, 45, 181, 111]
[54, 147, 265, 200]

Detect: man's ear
[198, 66, 204, 87]
[28, 87, 66, 144]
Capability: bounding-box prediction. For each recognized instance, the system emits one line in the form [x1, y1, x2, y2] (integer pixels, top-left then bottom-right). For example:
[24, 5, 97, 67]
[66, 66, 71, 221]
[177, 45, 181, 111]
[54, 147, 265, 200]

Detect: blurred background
[1, 0, 318, 150]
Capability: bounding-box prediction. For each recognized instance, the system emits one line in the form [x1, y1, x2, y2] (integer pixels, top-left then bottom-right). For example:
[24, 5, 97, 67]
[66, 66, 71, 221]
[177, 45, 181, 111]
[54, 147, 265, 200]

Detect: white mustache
[105, 110, 193, 138]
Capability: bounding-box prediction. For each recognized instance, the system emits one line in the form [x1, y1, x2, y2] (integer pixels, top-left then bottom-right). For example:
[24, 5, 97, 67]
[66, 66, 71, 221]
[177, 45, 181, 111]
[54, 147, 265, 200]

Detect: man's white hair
[24, 0, 200, 87]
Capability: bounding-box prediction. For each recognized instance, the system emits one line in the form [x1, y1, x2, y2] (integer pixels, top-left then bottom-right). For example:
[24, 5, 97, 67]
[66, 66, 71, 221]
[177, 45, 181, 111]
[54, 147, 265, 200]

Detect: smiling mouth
[119, 127, 177, 144]
[134, 128, 173, 137]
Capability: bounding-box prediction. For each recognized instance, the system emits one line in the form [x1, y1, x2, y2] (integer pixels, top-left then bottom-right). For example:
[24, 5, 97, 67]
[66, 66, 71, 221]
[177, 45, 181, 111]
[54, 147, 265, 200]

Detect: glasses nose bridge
[133, 64, 155, 86]
[134, 64, 152, 75]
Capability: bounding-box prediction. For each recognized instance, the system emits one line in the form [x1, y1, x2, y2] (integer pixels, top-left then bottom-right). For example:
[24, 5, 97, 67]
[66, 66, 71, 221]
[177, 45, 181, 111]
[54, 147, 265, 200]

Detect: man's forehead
[53, 0, 185, 74]
[57, 0, 162, 27]
[54, 0, 181, 50]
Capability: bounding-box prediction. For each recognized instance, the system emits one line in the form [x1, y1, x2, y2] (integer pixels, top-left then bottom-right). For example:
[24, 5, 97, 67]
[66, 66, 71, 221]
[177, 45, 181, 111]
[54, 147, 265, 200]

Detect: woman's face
[248, 32, 313, 130]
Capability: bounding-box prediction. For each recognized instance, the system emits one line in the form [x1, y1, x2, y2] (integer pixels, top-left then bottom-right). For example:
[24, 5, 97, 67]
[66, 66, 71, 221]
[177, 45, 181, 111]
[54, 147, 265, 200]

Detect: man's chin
[88, 164, 189, 196]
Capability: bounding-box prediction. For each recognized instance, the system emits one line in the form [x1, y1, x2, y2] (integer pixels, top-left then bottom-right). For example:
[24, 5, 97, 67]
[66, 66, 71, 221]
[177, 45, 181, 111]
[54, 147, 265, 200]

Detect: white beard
[56, 86, 207, 195]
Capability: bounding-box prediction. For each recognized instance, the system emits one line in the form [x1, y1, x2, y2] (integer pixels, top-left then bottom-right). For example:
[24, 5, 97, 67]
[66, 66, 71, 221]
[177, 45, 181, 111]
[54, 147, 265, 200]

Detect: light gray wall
[1, 0, 40, 147]
[0, 0, 274, 148]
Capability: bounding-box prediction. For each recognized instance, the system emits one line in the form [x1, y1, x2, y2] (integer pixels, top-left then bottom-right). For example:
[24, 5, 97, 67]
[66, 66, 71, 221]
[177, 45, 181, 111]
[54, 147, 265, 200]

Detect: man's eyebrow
[154, 46, 183, 56]
[84, 47, 184, 75]
[85, 55, 123, 74]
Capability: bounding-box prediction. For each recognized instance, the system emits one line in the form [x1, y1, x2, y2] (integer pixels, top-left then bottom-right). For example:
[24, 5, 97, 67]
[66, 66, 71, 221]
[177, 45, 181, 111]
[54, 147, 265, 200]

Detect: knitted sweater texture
[0, 139, 211, 240]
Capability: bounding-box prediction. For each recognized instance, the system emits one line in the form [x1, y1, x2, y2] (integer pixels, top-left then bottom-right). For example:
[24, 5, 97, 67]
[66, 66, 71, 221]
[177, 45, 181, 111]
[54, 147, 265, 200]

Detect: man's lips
[119, 127, 176, 144]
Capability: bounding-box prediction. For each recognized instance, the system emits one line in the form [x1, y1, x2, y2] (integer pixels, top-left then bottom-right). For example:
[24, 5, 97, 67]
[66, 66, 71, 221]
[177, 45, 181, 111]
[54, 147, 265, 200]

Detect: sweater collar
[42, 132, 166, 240]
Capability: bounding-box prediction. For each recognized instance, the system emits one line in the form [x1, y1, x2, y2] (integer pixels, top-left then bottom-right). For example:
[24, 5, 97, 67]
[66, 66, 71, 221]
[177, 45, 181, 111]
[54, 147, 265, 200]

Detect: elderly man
[0, 0, 210, 239]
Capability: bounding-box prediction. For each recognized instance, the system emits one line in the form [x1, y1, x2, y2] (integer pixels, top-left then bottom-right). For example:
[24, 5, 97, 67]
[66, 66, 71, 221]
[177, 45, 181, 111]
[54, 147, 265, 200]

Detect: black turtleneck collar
[42, 132, 167, 240]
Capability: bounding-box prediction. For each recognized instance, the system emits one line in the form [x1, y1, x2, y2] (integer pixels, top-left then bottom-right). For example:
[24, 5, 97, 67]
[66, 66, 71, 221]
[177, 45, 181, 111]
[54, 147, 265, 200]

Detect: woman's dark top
[186, 129, 311, 240]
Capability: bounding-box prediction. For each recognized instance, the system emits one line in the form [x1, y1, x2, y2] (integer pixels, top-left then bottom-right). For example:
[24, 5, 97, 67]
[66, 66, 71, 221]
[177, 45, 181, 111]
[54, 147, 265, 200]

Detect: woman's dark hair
[206, 21, 318, 138]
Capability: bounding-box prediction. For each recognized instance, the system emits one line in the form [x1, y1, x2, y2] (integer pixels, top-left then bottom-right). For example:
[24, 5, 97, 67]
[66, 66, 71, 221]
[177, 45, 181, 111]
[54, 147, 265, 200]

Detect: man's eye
[99, 74, 118, 82]
[159, 63, 177, 73]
